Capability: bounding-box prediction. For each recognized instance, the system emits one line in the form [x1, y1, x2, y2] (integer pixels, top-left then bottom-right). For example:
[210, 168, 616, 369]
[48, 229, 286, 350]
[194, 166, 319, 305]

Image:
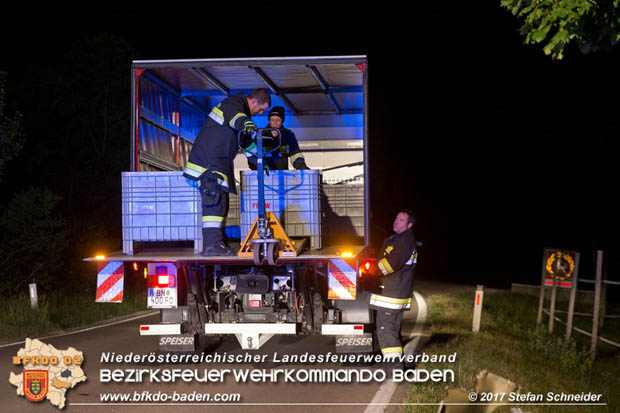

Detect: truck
[86, 56, 375, 353]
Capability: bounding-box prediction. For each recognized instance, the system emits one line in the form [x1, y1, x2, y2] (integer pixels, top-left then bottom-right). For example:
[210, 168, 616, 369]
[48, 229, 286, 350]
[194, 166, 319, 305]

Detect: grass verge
[0, 288, 148, 340]
[406, 291, 620, 413]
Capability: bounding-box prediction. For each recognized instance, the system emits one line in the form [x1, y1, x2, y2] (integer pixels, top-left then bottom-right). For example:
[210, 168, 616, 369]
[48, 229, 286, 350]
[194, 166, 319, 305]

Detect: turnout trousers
[376, 309, 404, 359]
[199, 171, 230, 246]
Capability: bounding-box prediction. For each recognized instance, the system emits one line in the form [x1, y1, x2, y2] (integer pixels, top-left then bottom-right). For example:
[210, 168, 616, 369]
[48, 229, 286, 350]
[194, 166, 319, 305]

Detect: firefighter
[244, 106, 310, 170]
[183, 89, 271, 256]
[369, 209, 417, 369]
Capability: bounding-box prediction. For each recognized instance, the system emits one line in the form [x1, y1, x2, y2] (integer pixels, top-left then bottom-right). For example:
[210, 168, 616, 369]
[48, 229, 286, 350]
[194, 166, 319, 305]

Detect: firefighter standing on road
[183, 89, 271, 256]
[244, 106, 310, 170]
[370, 209, 417, 368]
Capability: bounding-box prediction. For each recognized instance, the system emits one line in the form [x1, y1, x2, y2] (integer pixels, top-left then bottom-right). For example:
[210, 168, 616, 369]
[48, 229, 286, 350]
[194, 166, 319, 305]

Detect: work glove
[247, 156, 269, 175]
[243, 119, 257, 134]
[185, 177, 199, 189]
[247, 156, 258, 170]
[293, 158, 310, 170]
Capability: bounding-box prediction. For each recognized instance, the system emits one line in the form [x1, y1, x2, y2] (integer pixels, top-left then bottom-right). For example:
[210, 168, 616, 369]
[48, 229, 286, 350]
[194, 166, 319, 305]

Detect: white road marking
[364, 291, 428, 413]
[0, 311, 158, 348]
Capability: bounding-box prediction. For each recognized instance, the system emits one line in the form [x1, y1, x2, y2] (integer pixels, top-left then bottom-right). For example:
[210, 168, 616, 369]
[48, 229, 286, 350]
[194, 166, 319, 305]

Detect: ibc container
[226, 193, 241, 241]
[321, 182, 365, 245]
[121, 171, 202, 255]
[240, 170, 321, 249]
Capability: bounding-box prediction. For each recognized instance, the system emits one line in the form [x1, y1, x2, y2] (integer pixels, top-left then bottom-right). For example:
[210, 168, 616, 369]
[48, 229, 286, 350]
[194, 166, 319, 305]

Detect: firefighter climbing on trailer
[183, 89, 271, 256]
[369, 209, 418, 369]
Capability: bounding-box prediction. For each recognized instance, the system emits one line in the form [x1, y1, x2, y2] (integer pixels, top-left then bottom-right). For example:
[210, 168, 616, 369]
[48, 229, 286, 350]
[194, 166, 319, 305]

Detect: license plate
[335, 333, 373, 353]
[148, 288, 177, 308]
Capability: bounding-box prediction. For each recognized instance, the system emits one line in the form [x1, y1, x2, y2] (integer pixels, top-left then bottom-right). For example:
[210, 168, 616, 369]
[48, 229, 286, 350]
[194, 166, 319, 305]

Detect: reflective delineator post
[29, 282, 38, 309]
[472, 285, 484, 333]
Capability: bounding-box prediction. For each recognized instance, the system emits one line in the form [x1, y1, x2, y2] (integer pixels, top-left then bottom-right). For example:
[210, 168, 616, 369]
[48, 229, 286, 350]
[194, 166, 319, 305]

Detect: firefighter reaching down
[183, 89, 271, 256]
[369, 209, 417, 369]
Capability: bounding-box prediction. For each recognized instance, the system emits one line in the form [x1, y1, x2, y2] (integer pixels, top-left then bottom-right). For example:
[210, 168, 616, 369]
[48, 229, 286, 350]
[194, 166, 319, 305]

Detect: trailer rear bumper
[320, 324, 365, 335]
[139, 324, 181, 335]
[139, 322, 370, 351]
[140, 323, 366, 336]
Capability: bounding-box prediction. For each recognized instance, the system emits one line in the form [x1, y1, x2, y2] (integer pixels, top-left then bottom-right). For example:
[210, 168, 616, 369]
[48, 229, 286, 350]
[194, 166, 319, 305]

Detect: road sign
[543, 249, 578, 288]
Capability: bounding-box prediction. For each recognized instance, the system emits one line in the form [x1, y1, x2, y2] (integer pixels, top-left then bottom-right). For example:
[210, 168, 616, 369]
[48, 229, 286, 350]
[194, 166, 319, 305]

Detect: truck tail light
[147, 275, 176, 288]
[249, 300, 261, 308]
[360, 260, 374, 276]
[147, 265, 176, 288]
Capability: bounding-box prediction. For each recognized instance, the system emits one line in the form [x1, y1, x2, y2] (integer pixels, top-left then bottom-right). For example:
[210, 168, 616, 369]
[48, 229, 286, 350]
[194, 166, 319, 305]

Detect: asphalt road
[2, 290, 435, 413]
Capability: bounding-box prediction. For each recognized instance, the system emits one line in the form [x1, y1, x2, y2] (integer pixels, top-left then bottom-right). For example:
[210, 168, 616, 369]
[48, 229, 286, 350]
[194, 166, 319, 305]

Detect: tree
[15, 35, 136, 258]
[0, 71, 24, 182]
[0, 187, 68, 296]
[501, 0, 620, 59]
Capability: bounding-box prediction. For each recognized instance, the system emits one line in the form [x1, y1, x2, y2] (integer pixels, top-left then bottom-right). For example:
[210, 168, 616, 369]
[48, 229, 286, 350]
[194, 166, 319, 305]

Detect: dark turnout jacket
[183, 93, 252, 194]
[245, 126, 306, 170]
[369, 227, 417, 311]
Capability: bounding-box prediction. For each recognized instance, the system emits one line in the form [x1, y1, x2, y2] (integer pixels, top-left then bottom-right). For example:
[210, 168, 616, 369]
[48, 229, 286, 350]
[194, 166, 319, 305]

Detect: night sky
[2, 5, 618, 290]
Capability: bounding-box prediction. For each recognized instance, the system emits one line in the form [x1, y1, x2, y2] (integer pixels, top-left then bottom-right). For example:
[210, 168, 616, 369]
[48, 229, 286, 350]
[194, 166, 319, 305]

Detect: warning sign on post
[543, 249, 578, 288]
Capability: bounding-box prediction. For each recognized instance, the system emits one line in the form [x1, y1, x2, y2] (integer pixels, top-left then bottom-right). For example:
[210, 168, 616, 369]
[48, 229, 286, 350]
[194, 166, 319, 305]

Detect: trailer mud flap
[159, 335, 195, 352]
[335, 333, 373, 353]
[327, 259, 357, 300]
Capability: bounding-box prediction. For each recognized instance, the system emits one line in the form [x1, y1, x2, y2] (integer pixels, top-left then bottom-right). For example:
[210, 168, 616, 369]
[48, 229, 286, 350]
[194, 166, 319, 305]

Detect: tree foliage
[13, 35, 136, 259]
[501, 0, 620, 59]
[0, 35, 136, 298]
[0, 187, 68, 295]
[0, 71, 24, 182]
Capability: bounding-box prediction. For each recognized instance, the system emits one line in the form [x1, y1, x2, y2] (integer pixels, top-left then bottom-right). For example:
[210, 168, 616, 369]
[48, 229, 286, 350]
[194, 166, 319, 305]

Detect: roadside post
[548, 275, 558, 333]
[536, 255, 547, 325]
[599, 256, 608, 329]
[565, 253, 580, 339]
[472, 285, 484, 333]
[29, 281, 38, 309]
[591, 250, 603, 360]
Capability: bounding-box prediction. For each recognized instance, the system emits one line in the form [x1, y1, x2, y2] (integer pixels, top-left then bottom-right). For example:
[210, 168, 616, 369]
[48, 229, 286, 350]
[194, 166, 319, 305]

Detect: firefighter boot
[201, 228, 236, 256]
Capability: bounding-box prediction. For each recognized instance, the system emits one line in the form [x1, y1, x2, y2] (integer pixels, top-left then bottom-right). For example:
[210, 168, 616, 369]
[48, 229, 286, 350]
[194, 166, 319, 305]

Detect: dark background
[1, 5, 617, 291]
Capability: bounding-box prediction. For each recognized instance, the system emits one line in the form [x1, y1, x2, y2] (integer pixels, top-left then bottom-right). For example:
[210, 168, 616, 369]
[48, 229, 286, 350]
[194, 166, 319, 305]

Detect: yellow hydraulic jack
[236, 128, 298, 265]
[238, 211, 297, 265]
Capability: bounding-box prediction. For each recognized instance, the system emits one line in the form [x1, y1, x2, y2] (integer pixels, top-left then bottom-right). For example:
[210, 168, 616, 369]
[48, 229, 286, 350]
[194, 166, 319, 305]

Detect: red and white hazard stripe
[96, 261, 124, 303]
[327, 259, 357, 300]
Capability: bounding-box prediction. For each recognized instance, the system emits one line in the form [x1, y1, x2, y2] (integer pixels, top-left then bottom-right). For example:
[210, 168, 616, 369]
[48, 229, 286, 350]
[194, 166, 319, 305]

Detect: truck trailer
[86, 56, 375, 352]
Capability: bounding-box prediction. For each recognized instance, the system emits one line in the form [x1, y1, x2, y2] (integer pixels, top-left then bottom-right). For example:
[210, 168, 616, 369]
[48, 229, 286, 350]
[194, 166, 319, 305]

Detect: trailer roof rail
[131, 55, 367, 68]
